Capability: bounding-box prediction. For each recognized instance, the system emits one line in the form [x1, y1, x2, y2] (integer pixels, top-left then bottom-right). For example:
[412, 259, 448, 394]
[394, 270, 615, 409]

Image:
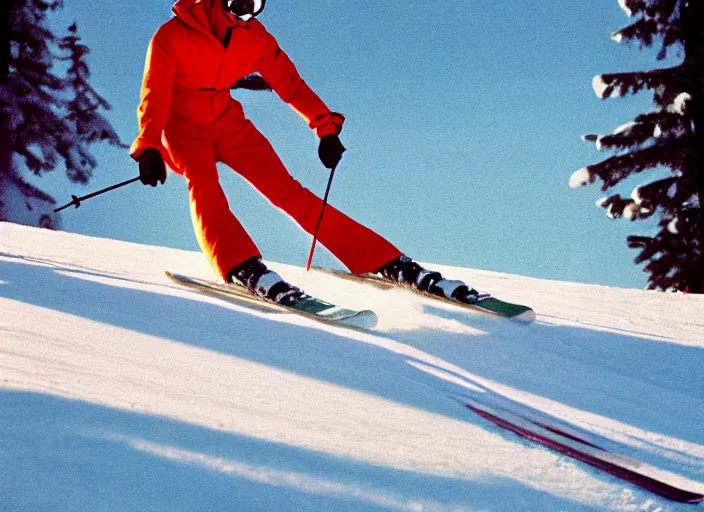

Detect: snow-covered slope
[1, 221, 703, 511]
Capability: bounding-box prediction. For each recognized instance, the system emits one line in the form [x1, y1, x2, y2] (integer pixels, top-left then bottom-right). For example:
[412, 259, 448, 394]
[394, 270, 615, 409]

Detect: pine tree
[1, 0, 12, 81]
[570, 0, 704, 293]
[0, 0, 124, 229]
[58, 23, 124, 184]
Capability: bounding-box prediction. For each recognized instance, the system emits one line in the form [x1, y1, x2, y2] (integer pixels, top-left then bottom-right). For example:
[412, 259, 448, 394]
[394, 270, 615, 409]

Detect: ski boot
[376, 255, 485, 304]
[228, 257, 306, 307]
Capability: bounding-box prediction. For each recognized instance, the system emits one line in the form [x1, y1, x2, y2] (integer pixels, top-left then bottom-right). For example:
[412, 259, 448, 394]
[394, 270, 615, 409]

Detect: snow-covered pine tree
[58, 23, 124, 184]
[570, 0, 703, 293]
[0, 1, 124, 228]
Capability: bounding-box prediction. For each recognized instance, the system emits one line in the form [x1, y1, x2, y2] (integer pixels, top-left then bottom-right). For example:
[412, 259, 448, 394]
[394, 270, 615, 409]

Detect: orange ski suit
[130, 0, 401, 281]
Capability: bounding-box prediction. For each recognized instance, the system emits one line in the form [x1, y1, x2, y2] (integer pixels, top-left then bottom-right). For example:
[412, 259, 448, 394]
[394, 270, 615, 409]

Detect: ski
[312, 267, 535, 322]
[165, 271, 378, 330]
[462, 396, 704, 504]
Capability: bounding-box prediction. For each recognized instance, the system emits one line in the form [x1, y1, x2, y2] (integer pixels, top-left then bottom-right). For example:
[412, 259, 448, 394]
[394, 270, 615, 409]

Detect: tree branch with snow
[572, 0, 703, 292]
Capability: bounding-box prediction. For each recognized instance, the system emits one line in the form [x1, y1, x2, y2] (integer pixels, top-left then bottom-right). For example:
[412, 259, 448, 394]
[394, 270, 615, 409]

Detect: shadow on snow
[1, 253, 703, 506]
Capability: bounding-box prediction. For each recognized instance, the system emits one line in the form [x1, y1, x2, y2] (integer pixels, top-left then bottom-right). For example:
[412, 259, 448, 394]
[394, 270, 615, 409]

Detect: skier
[131, 0, 480, 306]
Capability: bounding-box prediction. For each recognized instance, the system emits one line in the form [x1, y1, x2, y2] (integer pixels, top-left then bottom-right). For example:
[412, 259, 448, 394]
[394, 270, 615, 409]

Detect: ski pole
[54, 176, 140, 213]
[306, 162, 338, 271]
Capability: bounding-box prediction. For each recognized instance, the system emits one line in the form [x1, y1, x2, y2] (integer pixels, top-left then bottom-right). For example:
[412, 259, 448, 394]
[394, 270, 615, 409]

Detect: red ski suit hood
[130, 0, 344, 166]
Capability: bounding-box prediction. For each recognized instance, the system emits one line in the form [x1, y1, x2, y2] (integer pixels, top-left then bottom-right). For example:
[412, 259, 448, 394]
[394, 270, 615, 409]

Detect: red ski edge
[465, 399, 704, 504]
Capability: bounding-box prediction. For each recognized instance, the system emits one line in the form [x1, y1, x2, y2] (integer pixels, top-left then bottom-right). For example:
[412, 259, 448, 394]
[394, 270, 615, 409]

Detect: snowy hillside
[1, 221, 703, 511]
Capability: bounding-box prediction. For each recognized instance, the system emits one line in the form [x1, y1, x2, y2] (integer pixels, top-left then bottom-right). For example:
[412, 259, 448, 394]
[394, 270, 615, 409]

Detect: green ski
[166, 271, 378, 330]
[312, 267, 535, 323]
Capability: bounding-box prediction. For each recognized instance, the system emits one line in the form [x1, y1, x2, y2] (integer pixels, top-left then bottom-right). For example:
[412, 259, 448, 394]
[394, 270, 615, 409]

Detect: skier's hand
[318, 134, 346, 170]
[138, 148, 167, 187]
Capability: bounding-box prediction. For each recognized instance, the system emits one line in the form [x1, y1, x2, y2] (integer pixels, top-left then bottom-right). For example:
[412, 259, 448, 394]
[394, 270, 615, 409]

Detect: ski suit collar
[172, 0, 249, 39]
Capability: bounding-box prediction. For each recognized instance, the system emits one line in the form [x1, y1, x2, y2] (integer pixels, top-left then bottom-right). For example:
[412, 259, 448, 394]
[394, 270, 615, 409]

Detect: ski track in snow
[1, 222, 703, 511]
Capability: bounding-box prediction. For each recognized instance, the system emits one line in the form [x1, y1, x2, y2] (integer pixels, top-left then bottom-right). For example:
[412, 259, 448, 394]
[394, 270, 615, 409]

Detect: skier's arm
[130, 26, 177, 161]
[252, 23, 344, 138]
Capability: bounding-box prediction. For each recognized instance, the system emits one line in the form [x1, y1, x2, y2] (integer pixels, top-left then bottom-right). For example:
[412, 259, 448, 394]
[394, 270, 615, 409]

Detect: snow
[569, 167, 594, 188]
[592, 75, 626, 100]
[614, 121, 638, 136]
[667, 218, 679, 234]
[606, 202, 619, 219]
[631, 186, 644, 205]
[669, 93, 692, 116]
[593, 75, 611, 99]
[618, 0, 634, 17]
[623, 202, 639, 220]
[1, 221, 704, 511]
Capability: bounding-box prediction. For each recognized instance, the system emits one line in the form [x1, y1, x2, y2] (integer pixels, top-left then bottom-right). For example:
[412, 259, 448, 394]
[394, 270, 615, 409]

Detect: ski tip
[512, 308, 536, 323]
[475, 297, 536, 323]
[340, 310, 379, 329]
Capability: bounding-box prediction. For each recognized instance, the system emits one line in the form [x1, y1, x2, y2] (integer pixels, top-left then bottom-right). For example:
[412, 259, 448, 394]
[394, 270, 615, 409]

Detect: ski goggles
[222, 0, 266, 21]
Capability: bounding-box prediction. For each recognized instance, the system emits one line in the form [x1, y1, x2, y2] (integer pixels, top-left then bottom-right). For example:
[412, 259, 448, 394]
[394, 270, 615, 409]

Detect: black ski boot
[228, 257, 306, 307]
[376, 255, 483, 304]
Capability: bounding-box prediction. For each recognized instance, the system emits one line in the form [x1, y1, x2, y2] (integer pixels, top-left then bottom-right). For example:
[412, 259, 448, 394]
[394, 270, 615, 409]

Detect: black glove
[138, 148, 167, 187]
[318, 134, 346, 170]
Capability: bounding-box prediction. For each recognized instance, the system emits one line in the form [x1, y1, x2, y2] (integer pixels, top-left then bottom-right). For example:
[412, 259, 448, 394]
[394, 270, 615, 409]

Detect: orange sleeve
[252, 23, 344, 138]
[130, 25, 178, 160]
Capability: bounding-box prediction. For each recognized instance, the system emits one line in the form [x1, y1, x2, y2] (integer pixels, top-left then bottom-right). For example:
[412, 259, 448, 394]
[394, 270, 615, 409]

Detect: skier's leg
[215, 123, 402, 274]
[175, 141, 261, 281]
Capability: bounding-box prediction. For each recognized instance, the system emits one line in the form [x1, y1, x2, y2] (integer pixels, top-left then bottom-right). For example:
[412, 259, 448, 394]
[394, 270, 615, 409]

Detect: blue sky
[41, 0, 675, 289]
